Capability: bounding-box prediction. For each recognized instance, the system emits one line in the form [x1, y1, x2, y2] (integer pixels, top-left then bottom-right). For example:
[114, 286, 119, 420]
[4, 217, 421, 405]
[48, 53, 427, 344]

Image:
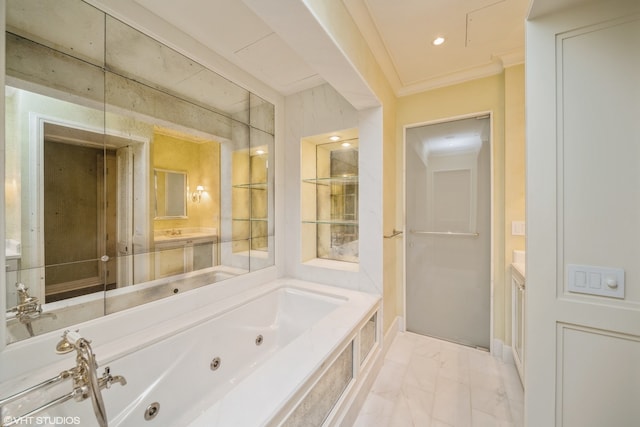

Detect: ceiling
[132, 0, 325, 96]
[344, 0, 529, 96]
[131, 0, 533, 99]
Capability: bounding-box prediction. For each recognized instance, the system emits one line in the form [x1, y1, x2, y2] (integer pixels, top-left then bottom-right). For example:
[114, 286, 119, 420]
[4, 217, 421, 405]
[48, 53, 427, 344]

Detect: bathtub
[0, 279, 381, 427]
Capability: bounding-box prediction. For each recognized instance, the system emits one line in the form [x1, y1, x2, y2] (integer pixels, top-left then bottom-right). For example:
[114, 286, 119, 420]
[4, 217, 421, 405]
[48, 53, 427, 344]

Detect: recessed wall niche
[301, 129, 359, 264]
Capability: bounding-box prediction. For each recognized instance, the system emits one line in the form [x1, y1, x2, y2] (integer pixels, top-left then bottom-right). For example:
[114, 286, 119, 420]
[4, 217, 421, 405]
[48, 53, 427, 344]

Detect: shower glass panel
[405, 116, 491, 349]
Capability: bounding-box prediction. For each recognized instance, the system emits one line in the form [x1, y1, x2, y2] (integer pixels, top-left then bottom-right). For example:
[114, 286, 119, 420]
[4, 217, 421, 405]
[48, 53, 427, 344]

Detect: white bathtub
[0, 280, 380, 427]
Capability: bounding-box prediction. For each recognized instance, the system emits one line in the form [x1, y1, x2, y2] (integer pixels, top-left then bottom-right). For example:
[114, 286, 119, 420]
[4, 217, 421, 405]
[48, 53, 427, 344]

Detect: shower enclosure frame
[401, 111, 496, 354]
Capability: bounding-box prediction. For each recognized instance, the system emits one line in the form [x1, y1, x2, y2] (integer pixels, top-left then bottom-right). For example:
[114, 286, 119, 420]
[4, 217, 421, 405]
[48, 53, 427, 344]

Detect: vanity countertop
[5, 239, 21, 260]
[154, 228, 217, 244]
[512, 250, 525, 281]
[512, 263, 525, 281]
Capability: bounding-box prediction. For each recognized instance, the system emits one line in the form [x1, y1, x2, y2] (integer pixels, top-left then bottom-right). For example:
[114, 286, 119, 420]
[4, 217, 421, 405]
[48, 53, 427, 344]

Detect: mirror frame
[154, 168, 188, 219]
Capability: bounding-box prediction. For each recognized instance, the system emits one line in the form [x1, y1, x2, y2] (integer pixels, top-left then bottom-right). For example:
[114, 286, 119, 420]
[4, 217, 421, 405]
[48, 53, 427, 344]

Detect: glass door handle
[410, 230, 479, 237]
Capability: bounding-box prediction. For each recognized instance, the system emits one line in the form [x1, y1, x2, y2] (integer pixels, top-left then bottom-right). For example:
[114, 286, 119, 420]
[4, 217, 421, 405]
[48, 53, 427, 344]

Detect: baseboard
[503, 344, 514, 364]
[493, 338, 515, 364]
[383, 315, 401, 357]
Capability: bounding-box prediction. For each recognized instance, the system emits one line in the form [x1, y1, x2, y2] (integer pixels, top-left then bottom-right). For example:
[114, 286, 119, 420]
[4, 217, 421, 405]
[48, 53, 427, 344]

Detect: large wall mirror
[3, 0, 275, 343]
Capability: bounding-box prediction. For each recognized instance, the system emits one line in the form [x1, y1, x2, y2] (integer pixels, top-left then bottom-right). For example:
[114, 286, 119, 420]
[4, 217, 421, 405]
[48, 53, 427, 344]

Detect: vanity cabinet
[154, 235, 217, 279]
[511, 264, 526, 385]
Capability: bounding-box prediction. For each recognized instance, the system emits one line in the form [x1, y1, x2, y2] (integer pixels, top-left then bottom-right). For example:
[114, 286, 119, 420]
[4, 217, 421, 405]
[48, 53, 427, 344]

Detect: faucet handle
[64, 330, 83, 346]
[56, 330, 81, 354]
[100, 366, 127, 389]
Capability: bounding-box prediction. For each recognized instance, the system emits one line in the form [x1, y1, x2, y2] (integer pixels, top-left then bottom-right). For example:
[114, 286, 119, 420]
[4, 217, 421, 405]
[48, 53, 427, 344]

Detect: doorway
[405, 115, 491, 349]
[43, 138, 118, 301]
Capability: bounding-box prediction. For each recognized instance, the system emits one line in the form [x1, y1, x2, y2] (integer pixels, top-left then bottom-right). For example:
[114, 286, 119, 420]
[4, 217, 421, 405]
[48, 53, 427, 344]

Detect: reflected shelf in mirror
[231, 182, 268, 190]
[301, 176, 359, 186]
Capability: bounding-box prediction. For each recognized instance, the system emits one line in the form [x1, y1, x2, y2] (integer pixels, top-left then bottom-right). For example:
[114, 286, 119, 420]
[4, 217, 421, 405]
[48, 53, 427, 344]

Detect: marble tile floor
[352, 331, 524, 427]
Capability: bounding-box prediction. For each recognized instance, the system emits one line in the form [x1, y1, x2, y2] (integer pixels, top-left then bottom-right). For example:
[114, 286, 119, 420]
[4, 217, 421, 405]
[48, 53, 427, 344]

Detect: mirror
[154, 169, 187, 219]
[4, 0, 275, 343]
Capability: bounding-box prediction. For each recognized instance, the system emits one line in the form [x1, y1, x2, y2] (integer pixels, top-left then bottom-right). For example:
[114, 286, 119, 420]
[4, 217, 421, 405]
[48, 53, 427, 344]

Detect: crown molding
[396, 46, 524, 97]
[494, 48, 526, 68]
[342, 0, 403, 94]
[397, 61, 505, 97]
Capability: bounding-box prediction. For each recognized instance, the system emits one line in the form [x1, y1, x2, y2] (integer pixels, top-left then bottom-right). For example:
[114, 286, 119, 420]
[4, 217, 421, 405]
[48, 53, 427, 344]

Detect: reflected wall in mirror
[4, 0, 275, 344]
[150, 128, 221, 281]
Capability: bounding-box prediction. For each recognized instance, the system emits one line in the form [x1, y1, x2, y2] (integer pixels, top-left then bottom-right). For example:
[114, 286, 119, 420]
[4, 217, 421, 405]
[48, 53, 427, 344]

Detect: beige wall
[397, 70, 525, 345]
[504, 64, 526, 344]
[152, 130, 220, 232]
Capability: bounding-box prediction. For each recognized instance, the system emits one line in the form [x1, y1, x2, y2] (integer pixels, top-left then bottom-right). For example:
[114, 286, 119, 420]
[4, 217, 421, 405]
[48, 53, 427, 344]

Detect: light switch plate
[512, 221, 525, 236]
[567, 264, 624, 299]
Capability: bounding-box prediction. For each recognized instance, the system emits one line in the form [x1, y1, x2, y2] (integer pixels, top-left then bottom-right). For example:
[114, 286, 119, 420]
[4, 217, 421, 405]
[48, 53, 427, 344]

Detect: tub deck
[0, 279, 380, 427]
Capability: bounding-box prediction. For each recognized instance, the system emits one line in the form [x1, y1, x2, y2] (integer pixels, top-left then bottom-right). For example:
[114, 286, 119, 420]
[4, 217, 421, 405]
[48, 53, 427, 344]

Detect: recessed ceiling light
[433, 36, 445, 46]
[329, 135, 341, 142]
[341, 142, 351, 147]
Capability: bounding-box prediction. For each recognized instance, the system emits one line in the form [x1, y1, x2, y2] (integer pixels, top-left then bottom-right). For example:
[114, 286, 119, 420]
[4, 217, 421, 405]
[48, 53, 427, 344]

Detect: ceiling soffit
[132, 0, 324, 95]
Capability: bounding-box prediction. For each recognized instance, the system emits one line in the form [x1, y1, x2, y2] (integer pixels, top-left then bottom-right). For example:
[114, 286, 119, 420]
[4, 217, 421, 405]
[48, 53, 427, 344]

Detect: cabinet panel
[156, 245, 186, 278]
[512, 271, 525, 384]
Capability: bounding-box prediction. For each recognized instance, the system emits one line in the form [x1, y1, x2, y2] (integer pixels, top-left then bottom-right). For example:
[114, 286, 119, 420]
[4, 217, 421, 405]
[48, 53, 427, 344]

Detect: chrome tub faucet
[5, 283, 56, 337]
[0, 331, 126, 427]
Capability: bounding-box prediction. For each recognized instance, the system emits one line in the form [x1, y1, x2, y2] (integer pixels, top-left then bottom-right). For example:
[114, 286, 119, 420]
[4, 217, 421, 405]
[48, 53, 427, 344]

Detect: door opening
[405, 115, 491, 349]
[44, 139, 118, 302]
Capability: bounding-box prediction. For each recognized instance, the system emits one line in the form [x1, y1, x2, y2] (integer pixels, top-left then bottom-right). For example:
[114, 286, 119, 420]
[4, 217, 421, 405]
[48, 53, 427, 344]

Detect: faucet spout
[75, 338, 108, 427]
[99, 367, 127, 389]
[6, 283, 55, 337]
[58, 331, 127, 427]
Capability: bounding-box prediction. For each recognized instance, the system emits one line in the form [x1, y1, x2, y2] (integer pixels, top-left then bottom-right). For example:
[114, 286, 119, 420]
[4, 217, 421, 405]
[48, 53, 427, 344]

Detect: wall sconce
[192, 185, 204, 203]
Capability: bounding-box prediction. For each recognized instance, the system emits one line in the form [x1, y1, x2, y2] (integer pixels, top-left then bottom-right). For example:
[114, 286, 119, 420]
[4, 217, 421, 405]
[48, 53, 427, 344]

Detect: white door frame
[402, 111, 495, 353]
[28, 112, 148, 299]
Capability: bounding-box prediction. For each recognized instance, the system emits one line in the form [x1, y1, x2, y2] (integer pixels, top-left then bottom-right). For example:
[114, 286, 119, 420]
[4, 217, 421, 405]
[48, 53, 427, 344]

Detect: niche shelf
[232, 182, 268, 190]
[231, 152, 269, 253]
[301, 131, 359, 264]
